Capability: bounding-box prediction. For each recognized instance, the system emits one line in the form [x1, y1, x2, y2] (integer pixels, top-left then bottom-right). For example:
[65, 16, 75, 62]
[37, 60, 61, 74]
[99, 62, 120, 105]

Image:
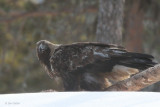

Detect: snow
[0, 92, 160, 107]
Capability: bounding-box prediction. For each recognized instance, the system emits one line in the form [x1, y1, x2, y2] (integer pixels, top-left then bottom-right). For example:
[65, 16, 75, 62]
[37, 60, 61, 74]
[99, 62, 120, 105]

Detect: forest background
[0, 0, 160, 93]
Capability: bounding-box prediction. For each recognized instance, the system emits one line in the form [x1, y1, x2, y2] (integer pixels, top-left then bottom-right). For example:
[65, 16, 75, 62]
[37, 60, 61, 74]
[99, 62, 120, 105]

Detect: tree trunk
[124, 0, 144, 52]
[96, 0, 124, 45]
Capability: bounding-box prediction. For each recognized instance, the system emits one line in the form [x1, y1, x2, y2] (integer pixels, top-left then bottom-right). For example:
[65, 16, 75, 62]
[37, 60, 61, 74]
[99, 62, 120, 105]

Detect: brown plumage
[36, 40, 157, 91]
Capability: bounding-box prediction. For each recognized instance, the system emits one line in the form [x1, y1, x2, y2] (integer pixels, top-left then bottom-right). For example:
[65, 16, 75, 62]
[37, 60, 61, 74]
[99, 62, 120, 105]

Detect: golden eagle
[36, 40, 156, 91]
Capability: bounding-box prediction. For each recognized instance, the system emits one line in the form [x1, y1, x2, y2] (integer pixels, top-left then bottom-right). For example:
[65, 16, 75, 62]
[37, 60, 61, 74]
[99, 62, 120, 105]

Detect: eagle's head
[36, 40, 60, 78]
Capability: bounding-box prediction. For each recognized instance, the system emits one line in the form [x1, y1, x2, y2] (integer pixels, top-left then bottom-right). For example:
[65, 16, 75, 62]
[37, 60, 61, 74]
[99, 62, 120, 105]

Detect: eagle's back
[50, 42, 126, 73]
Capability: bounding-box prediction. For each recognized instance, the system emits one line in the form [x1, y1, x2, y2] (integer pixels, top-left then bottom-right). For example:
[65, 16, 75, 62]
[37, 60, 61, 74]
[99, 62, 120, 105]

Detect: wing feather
[50, 42, 156, 73]
[50, 42, 126, 73]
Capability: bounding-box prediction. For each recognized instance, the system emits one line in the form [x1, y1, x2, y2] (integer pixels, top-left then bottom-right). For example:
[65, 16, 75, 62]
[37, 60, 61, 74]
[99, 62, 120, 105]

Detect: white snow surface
[0, 92, 160, 107]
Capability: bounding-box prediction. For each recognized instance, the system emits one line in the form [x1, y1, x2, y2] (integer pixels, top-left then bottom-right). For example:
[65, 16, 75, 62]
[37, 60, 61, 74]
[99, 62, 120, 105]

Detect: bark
[105, 64, 160, 91]
[96, 0, 124, 45]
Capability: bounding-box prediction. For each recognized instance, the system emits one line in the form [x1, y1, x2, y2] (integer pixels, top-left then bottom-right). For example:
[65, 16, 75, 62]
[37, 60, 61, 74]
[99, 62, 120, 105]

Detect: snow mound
[0, 92, 160, 107]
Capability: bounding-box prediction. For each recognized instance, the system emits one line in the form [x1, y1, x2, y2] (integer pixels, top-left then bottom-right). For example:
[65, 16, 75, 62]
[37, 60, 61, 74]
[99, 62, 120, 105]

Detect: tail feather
[118, 52, 157, 70]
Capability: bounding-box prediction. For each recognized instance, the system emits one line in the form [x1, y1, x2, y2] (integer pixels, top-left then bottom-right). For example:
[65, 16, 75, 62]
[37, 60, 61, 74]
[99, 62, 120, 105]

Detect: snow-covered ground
[0, 92, 160, 107]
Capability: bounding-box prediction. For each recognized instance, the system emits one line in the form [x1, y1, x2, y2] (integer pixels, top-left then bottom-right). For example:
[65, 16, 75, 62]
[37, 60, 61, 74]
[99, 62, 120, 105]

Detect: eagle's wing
[50, 42, 155, 74]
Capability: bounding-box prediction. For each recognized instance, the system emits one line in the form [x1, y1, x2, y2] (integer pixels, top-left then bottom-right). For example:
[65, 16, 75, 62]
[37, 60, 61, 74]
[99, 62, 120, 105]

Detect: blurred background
[0, 0, 160, 93]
